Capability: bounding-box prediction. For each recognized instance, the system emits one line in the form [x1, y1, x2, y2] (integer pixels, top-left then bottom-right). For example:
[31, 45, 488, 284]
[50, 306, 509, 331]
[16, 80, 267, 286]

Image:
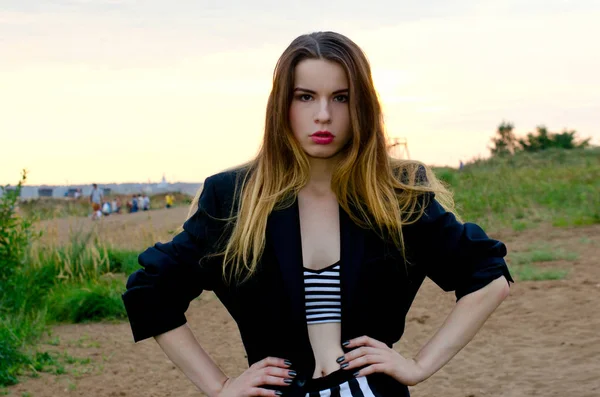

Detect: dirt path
[8, 212, 600, 397]
[35, 206, 191, 249]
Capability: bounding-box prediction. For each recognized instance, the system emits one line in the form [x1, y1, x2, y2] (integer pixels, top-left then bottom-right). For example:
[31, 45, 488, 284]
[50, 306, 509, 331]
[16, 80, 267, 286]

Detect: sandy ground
[7, 207, 600, 397]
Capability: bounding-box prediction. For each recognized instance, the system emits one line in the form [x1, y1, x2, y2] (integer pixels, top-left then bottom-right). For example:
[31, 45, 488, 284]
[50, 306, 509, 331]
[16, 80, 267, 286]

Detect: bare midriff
[308, 322, 345, 378]
[298, 188, 344, 378]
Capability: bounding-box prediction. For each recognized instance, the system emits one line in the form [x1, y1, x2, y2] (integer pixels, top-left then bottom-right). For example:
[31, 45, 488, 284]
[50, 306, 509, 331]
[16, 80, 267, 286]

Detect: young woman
[123, 31, 513, 397]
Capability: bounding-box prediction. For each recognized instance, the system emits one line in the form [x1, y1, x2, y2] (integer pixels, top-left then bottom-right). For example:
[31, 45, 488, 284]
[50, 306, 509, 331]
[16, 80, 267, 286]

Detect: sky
[1, 0, 599, 186]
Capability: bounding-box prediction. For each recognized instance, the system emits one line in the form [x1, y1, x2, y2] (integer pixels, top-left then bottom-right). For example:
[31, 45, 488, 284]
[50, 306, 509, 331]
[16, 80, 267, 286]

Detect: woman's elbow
[459, 276, 511, 306]
[486, 275, 511, 304]
[503, 278, 511, 299]
[496, 275, 511, 300]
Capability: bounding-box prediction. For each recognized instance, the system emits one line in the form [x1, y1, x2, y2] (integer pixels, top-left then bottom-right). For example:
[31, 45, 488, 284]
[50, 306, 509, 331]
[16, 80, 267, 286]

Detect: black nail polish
[342, 340, 350, 347]
[340, 363, 349, 369]
[336, 356, 345, 363]
[284, 360, 292, 367]
[276, 391, 283, 396]
[288, 370, 297, 377]
[284, 378, 293, 384]
[353, 371, 360, 377]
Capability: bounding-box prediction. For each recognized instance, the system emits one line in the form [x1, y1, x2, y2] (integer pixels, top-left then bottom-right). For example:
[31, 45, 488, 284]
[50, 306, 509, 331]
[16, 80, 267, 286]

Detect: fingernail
[284, 360, 292, 366]
[336, 355, 345, 363]
[288, 370, 297, 377]
[342, 340, 350, 347]
[353, 371, 360, 377]
[340, 363, 349, 369]
[284, 378, 293, 384]
[276, 391, 283, 396]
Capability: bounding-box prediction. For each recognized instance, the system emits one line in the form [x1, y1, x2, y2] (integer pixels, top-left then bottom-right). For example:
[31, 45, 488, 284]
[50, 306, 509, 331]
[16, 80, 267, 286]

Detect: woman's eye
[334, 95, 349, 103]
[298, 94, 313, 101]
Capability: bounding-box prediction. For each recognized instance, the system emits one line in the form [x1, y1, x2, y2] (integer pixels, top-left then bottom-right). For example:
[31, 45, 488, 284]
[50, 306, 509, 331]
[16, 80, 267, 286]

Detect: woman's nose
[314, 101, 331, 124]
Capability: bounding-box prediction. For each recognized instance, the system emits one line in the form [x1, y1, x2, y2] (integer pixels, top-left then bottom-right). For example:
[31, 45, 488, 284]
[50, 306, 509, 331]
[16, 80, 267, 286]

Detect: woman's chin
[304, 146, 344, 160]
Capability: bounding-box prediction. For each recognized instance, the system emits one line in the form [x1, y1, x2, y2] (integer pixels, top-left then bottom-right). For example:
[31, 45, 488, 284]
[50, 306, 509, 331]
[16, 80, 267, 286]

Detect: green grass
[1, 228, 137, 386]
[0, 327, 32, 386]
[509, 248, 579, 265]
[105, 249, 141, 276]
[47, 279, 127, 324]
[0, 311, 59, 386]
[510, 264, 569, 281]
[511, 220, 529, 232]
[507, 244, 578, 281]
[21, 242, 136, 325]
[434, 147, 600, 231]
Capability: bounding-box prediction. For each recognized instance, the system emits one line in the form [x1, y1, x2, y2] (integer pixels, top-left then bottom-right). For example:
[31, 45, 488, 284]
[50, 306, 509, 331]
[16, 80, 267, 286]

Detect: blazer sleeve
[122, 176, 225, 342]
[411, 192, 514, 301]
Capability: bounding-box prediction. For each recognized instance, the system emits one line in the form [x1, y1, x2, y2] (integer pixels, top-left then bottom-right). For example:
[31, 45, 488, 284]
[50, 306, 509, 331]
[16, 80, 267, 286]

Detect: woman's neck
[304, 157, 338, 197]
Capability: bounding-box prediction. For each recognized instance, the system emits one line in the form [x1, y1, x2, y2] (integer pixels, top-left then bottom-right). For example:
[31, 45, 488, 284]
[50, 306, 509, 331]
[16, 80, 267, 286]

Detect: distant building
[102, 188, 112, 196]
[38, 188, 53, 197]
[157, 174, 168, 189]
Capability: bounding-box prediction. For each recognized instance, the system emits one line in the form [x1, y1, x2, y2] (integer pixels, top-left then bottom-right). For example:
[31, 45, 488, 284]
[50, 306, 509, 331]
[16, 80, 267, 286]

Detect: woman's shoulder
[204, 163, 253, 198]
[184, 165, 251, 232]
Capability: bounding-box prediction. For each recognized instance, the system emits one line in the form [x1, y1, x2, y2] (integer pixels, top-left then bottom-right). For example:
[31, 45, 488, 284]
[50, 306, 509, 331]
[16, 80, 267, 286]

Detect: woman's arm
[414, 275, 510, 380]
[340, 189, 513, 384]
[339, 276, 510, 385]
[155, 324, 294, 397]
[155, 324, 228, 396]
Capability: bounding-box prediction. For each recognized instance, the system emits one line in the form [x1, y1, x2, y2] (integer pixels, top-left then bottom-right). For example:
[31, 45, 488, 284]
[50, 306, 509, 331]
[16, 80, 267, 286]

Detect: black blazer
[122, 168, 513, 394]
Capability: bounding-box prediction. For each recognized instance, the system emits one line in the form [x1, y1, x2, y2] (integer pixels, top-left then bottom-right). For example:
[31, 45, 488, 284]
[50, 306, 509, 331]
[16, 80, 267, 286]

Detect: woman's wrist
[209, 375, 232, 397]
[410, 357, 433, 384]
[206, 376, 229, 397]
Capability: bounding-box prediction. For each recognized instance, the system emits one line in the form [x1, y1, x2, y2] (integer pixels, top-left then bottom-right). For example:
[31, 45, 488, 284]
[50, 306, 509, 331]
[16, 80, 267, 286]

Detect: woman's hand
[214, 357, 295, 397]
[337, 336, 428, 386]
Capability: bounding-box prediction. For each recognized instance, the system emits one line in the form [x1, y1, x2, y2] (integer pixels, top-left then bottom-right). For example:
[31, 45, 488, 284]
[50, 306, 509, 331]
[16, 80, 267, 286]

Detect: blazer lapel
[266, 198, 307, 334]
[339, 205, 365, 337]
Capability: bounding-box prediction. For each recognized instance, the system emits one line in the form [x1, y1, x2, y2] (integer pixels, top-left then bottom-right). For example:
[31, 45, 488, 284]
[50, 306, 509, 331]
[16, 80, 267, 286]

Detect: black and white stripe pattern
[305, 376, 379, 397]
[304, 262, 341, 325]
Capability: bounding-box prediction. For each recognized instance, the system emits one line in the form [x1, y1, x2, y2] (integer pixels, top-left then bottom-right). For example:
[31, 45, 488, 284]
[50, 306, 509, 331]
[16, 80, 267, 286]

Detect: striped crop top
[303, 261, 341, 325]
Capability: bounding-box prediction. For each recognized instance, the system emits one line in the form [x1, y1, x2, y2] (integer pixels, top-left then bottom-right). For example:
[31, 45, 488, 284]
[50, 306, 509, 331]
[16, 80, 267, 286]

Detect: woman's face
[289, 58, 351, 160]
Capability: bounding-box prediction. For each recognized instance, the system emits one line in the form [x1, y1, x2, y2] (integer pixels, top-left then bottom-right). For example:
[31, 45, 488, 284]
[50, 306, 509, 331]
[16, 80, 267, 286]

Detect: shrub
[47, 279, 127, 323]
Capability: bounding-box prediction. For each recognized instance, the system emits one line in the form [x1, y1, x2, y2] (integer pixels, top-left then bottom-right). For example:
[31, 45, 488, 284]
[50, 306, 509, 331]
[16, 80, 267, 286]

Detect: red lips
[311, 130, 334, 137]
[310, 131, 335, 145]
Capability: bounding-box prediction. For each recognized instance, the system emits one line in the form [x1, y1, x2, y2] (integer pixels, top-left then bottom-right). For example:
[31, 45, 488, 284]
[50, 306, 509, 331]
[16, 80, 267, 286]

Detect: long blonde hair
[189, 32, 456, 284]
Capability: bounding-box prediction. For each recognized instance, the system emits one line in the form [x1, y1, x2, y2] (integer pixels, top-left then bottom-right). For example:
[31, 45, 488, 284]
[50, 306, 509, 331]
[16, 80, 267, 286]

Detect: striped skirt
[301, 369, 385, 397]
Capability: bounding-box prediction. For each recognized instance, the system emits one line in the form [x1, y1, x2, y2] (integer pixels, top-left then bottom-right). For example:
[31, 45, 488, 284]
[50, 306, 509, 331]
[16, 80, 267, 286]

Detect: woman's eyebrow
[293, 87, 349, 94]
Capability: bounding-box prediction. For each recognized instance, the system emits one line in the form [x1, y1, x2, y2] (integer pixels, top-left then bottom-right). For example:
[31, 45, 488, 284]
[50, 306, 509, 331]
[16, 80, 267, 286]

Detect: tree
[490, 121, 517, 156]
[518, 125, 591, 152]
